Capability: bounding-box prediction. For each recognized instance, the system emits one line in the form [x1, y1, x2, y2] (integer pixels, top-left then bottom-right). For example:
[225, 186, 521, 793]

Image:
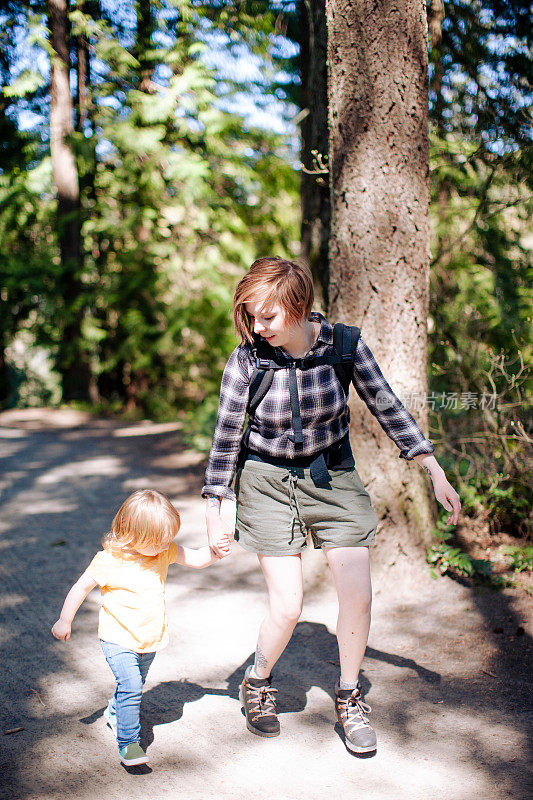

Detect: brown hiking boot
[335, 683, 377, 753]
[239, 666, 280, 738]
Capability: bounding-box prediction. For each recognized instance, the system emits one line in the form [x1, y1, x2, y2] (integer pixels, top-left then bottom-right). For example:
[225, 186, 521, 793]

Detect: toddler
[51, 489, 230, 766]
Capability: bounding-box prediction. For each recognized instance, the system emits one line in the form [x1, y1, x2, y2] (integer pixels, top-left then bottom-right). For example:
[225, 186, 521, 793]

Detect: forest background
[0, 0, 531, 577]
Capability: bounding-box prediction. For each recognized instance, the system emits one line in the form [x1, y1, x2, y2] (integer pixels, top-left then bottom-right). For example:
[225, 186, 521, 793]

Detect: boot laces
[247, 684, 278, 718]
[338, 690, 372, 732]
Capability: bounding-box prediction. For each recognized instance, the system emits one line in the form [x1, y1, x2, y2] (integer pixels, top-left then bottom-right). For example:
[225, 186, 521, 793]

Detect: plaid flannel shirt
[202, 312, 434, 500]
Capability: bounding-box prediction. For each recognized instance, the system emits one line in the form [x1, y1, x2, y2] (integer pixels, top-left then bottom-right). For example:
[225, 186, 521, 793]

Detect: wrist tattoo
[207, 496, 221, 509]
[255, 645, 269, 670]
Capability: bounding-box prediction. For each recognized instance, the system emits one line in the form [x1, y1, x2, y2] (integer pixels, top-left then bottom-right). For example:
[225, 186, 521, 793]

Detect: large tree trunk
[299, 0, 330, 310]
[48, 0, 91, 401]
[325, 0, 434, 549]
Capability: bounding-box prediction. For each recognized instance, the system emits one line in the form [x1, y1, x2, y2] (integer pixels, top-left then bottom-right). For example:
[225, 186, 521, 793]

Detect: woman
[203, 257, 460, 754]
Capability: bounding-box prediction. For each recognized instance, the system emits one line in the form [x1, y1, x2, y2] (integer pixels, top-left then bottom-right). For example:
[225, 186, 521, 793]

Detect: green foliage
[426, 521, 509, 587]
[425, 2, 532, 540]
[182, 393, 221, 453]
[428, 0, 531, 150]
[427, 537, 475, 578]
[428, 132, 532, 537]
[500, 545, 533, 574]
[2, 69, 46, 98]
[1, 0, 299, 412]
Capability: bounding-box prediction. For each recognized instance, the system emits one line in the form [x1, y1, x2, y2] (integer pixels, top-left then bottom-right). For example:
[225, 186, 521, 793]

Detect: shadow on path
[0, 412, 532, 800]
[226, 621, 441, 713]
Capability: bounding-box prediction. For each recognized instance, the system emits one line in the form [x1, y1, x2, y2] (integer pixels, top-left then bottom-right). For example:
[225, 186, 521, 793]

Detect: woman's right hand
[205, 495, 234, 557]
[206, 505, 234, 558]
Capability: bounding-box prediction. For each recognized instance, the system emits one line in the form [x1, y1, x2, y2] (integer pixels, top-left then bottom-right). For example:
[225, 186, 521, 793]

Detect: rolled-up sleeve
[202, 346, 251, 501]
[351, 337, 435, 460]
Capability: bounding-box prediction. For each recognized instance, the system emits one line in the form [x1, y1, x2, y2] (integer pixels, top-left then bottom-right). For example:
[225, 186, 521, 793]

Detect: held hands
[206, 495, 234, 559]
[208, 525, 234, 559]
[206, 515, 234, 559]
[51, 618, 71, 642]
[212, 534, 232, 559]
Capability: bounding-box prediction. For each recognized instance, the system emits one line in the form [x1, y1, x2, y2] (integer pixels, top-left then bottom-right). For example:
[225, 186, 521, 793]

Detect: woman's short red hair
[234, 257, 314, 344]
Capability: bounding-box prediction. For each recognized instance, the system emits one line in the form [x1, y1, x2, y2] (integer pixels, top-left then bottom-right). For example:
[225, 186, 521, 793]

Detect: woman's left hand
[431, 472, 461, 525]
[414, 454, 461, 525]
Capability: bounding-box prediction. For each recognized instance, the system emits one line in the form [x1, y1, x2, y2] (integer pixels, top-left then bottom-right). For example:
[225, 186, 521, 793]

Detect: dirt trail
[0, 409, 531, 800]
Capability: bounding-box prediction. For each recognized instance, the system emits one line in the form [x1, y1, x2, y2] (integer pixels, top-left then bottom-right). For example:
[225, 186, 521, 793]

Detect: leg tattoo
[255, 645, 269, 672]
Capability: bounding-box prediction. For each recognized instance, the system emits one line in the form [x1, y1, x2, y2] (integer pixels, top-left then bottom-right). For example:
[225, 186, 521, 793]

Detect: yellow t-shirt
[86, 543, 179, 653]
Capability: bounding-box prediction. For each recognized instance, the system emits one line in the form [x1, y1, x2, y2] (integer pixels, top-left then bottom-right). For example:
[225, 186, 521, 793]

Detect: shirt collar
[309, 311, 333, 346]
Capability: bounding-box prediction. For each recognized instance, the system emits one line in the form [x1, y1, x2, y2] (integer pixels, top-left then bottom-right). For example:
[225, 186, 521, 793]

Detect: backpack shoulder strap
[247, 337, 283, 413]
[248, 367, 275, 414]
[332, 322, 361, 396]
[239, 343, 278, 464]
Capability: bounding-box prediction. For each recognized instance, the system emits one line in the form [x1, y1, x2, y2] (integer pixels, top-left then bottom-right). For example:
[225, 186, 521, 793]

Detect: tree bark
[325, 0, 434, 548]
[299, 0, 331, 310]
[48, 0, 91, 401]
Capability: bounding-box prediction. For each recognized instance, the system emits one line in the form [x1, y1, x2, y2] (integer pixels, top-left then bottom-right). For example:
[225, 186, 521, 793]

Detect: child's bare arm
[175, 543, 229, 569]
[51, 571, 97, 641]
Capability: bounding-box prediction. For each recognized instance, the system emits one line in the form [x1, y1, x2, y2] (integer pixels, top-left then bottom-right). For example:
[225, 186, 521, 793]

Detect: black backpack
[240, 322, 361, 459]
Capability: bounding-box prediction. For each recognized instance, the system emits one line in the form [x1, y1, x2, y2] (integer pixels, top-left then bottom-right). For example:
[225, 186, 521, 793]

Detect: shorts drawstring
[283, 471, 305, 545]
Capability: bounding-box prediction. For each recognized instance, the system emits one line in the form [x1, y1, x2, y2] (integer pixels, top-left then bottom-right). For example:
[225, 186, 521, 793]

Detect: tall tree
[47, 0, 91, 400]
[325, 0, 434, 547]
[298, 0, 330, 308]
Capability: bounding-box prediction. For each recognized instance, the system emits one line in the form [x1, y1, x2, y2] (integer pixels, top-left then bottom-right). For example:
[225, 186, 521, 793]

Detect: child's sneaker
[334, 683, 377, 753]
[103, 703, 117, 736]
[239, 665, 280, 737]
[119, 742, 149, 766]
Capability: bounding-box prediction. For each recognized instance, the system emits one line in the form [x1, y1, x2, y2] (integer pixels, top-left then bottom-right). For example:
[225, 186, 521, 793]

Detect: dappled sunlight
[37, 457, 124, 485]
[0, 443, 25, 461]
[0, 593, 28, 610]
[0, 428, 27, 438]
[112, 422, 183, 438]
[22, 499, 78, 515]
[0, 470, 26, 494]
[0, 409, 92, 430]
[150, 450, 205, 469]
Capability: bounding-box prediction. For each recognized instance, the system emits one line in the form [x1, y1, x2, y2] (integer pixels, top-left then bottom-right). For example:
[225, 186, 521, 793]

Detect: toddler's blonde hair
[103, 489, 181, 553]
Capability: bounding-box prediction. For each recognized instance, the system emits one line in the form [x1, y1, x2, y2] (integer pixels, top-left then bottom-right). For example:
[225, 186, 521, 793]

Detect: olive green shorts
[234, 459, 378, 556]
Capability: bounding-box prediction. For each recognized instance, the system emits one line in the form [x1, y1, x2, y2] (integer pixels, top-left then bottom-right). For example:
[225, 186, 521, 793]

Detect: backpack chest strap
[286, 363, 303, 445]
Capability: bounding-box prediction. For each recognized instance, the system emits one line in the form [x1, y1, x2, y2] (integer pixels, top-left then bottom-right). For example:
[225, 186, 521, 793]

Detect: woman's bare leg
[253, 553, 304, 678]
[324, 546, 376, 752]
[324, 546, 372, 684]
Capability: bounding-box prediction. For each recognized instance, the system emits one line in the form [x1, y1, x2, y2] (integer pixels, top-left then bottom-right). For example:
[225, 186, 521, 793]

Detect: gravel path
[0, 409, 531, 800]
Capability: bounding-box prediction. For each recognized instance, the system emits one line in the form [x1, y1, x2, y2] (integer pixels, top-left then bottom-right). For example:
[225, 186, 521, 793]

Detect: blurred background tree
[1, 0, 299, 415]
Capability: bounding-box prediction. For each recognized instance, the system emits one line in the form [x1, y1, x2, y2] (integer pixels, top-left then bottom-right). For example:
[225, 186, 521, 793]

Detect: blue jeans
[100, 640, 156, 749]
